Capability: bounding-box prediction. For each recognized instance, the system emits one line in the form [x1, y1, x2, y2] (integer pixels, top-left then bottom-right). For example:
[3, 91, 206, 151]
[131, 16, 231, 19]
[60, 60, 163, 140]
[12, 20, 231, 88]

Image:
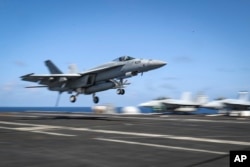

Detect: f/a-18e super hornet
[21, 56, 166, 104]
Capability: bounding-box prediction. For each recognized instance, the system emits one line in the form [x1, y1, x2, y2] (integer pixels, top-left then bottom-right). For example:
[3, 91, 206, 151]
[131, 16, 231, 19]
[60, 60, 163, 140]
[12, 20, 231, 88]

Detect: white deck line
[1, 121, 250, 145]
[95, 138, 227, 155]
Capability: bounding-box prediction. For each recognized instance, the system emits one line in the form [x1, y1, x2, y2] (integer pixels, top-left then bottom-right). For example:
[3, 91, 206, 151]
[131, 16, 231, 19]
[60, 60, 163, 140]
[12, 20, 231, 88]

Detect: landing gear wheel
[116, 89, 121, 95]
[70, 95, 77, 103]
[117, 89, 125, 95]
[121, 89, 125, 95]
[93, 96, 99, 104]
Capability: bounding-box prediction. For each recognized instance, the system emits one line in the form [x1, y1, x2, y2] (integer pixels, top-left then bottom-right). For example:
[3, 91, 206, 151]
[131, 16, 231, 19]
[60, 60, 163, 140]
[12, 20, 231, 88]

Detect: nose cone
[148, 60, 167, 70]
[154, 60, 167, 67]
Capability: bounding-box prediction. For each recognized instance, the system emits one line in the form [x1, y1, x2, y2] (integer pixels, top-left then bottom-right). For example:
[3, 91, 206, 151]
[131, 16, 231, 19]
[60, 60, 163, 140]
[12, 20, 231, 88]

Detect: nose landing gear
[117, 88, 125, 95]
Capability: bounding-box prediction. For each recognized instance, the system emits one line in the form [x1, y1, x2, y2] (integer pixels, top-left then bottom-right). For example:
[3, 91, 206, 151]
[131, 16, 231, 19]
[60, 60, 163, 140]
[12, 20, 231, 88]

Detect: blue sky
[0, 0, 250, 106]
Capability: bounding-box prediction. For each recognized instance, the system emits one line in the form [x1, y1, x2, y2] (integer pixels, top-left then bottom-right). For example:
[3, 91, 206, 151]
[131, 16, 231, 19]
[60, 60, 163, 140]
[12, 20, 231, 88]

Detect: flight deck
[0, 111, 250, 167]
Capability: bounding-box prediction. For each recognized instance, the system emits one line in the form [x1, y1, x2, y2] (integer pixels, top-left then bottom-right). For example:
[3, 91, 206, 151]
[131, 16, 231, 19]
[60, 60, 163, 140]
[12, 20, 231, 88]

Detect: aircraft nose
[154, 60, 167, 67]
[149, 60, 167, 69]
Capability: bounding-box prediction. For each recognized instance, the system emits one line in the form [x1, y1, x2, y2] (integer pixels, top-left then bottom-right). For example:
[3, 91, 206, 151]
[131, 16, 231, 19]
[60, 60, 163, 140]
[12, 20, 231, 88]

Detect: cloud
[240, 67, 250, 71]
[162, 76, 179, 81]
[2, 82, 16, 91]
[216, 67, 250, 73]
[13, 60, 27, 67]
[160, 83, 177, 90]
[1, 81, 29, 92]
[172, 56, 193, 64]
[216, 67, 235, 73]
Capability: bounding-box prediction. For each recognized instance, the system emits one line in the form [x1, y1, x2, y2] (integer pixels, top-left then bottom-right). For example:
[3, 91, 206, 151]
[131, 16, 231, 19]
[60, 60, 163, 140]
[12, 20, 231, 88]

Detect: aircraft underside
[69, 88, 125, 104]
[69, 79, 128, 104]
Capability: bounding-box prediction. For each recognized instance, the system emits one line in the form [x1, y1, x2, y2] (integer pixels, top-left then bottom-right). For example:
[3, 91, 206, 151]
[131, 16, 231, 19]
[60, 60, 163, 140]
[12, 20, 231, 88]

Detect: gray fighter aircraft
[21, 56, 166, 104]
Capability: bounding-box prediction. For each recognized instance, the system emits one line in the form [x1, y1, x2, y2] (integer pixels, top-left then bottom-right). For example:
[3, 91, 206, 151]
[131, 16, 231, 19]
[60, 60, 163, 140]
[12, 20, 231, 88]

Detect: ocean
[0, 106, 218, 115]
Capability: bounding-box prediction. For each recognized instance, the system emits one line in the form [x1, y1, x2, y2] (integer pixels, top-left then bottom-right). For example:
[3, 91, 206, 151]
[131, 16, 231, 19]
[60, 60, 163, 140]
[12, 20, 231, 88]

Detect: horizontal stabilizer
[25, 86, 48, 88]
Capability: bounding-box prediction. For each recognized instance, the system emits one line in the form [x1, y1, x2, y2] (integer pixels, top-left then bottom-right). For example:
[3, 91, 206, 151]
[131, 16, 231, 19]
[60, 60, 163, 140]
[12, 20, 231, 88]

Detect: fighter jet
[202, 91, 250, 113]
[139, 92, 208, 113]
[21, 56, 166, 104]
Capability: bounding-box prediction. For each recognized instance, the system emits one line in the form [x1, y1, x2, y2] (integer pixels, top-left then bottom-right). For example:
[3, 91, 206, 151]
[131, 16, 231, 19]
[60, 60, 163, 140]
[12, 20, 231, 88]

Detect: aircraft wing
[162, 103, 197, 110]
[161, 100, 199, 107]
[223, 101, 250, 107]
[79, 63, 124, 75]
[20, 73, 81, 82]
[21, 63, 124, 84]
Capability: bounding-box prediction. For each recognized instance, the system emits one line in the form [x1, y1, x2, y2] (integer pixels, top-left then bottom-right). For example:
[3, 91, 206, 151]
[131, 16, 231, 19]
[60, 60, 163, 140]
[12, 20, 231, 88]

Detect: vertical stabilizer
[195, 94, 208, 105]
[68, 64, 78, 74]
[180, 92, 192, 102]
[238, 91, 249, 102]
[45, 60, 63, 74]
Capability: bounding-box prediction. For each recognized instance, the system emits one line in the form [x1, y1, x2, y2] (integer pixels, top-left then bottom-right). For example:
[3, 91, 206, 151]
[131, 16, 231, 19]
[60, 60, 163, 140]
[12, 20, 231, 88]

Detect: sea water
[0, 106, 218, 115]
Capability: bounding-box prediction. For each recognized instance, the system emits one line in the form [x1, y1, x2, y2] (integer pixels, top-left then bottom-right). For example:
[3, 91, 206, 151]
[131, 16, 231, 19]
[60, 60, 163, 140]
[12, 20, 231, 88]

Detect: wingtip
[20, 73, 34, 78]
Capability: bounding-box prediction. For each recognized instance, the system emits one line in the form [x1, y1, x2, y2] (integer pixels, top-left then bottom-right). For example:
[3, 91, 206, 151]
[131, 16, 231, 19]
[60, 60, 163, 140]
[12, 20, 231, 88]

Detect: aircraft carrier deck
[0, 111, 250, 167]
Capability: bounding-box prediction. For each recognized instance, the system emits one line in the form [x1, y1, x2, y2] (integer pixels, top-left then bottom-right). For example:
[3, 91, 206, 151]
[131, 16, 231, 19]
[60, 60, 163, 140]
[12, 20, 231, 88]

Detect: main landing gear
[70, 95, 77, 103]
[92, 93, 99, 104]
[69, 80, 126, 104]
[70, 93, 100, 104]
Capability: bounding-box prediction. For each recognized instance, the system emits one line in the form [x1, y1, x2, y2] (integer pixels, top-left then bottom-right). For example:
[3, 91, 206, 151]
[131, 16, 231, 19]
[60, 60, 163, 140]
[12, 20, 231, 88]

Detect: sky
[0, 0, 250, 107]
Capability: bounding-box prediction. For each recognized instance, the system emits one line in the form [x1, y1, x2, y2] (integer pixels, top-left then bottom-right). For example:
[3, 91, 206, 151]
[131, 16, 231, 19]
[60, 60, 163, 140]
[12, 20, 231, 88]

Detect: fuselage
[93, 58, 166, 82]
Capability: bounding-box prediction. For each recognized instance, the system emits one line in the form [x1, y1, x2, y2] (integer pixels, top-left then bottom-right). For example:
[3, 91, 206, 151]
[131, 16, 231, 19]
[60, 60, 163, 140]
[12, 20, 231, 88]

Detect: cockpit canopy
[113, 56, 135, 62]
